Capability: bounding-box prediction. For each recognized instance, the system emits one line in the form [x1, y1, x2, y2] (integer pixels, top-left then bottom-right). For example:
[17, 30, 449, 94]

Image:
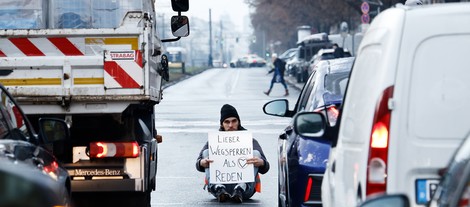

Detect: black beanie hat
[220, 104, 240, 125]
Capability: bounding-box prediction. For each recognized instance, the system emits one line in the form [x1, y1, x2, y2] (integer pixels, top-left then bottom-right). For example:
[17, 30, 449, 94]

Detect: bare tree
[247, 0, 403, 54]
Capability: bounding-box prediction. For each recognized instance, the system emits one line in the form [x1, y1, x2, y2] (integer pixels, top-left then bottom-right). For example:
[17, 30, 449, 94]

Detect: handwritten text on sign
[208, 131, 254, 184]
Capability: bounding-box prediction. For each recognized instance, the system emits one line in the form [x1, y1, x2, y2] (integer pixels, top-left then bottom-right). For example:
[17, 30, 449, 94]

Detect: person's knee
[253, 150, 261, 158]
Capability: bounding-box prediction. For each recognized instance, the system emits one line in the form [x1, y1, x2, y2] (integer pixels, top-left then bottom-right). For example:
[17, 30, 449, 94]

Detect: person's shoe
[215, 186, 229, 203]
[263, 90, 270, 96]
[231, 187, 244, 203]
[284, 89, 289, 96]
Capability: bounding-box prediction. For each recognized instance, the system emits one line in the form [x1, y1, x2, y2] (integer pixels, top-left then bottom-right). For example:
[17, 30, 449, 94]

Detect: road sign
[361, 2, 370, 14]
[361, 13, 370, 24]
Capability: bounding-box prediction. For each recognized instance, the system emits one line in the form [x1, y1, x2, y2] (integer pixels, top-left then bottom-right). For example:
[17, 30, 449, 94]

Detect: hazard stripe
[9, 38, 45, 56]
[86, 38, 139, 50]
[135, 50, 143, 67]
[74, 78, 104, 85]
[0, 78, 61, 86]
[48, 37, 84, 56]
[104, 62, 140, 88]
[0, 50, 5, 57]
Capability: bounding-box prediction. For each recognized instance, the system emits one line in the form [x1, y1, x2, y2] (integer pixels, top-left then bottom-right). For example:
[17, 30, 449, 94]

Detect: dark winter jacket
[267, 58, 286, 76]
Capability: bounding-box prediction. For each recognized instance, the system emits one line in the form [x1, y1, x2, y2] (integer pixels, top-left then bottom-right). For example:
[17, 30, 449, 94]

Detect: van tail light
[366, 86, 394, 197]
[89, 141, 139, 158]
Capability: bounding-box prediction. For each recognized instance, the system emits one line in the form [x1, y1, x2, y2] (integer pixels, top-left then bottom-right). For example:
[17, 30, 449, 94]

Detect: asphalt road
[151, 67, 301, 206]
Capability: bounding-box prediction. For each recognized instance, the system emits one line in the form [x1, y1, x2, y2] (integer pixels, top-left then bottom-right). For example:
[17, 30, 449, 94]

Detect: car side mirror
[171, 16, 189, 37]
[358, 194, 410, 207]
[293, 112, 326, 138]
[38, 118, 70, 143]
[263, 99, 289, 117]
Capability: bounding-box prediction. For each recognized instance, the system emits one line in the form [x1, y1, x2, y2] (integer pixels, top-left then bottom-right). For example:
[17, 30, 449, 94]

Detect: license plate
[416, 179, 440, 204]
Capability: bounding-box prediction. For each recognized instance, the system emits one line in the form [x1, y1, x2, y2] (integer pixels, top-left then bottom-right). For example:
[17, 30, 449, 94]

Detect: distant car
[232, 54, 266, 68]
[0, 84, 71, 207]
[357, 135, 470, 207]
[263, 57, 354, 207]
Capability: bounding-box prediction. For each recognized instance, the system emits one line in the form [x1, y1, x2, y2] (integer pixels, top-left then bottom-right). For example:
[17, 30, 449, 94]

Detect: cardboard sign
[208, 131, 254, 184]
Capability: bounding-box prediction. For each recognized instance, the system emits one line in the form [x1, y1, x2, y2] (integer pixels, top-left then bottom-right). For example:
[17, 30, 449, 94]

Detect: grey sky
[155, 0, 251, 29]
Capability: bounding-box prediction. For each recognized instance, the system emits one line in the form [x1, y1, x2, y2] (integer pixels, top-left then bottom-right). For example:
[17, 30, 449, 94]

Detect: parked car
[263, 57, 354, 207]
[308, 48, 352, 76]
[0, 84, 71, 207]
[358, 135, 470, 207]
[291, 33, 332, 83]
[278, 48, 298, 62]
[316, 3, 470, 207]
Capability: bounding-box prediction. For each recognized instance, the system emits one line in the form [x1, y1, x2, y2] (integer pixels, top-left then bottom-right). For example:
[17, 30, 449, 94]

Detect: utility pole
[208, 9, 213, 68]
[220, 20, 224, 65]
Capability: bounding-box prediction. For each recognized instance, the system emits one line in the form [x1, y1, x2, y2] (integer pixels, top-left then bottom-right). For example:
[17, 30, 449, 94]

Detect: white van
[317, 3, 470, 207]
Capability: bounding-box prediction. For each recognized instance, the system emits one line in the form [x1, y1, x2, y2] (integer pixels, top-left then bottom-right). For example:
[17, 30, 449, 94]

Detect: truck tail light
[366, 86, 393, 197]
[89, 141, 139, 158]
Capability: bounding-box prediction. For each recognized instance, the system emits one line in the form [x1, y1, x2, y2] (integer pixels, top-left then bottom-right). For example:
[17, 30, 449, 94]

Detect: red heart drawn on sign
[238, 157, 248, 169]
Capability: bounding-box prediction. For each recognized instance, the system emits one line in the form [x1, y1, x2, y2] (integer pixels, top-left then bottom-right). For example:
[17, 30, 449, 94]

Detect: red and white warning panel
[104, 50, 143, 89]
[0, 37, 143, 89]
[0, 37, 85, 57]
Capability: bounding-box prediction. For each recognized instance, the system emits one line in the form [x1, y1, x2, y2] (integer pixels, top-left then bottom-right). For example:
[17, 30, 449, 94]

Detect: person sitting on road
[195, 104, 270, 203]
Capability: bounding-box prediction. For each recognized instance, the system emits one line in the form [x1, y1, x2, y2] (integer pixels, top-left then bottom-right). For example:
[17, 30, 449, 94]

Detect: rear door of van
[388, 4, 470, 206]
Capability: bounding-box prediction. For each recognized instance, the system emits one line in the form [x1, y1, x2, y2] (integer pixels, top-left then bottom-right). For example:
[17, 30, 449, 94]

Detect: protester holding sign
[196, 104, 270, 203]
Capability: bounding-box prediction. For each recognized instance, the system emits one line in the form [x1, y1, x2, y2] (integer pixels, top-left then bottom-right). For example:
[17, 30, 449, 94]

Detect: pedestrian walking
[196, 104, 270, 203]
[264, 54, 289, 96]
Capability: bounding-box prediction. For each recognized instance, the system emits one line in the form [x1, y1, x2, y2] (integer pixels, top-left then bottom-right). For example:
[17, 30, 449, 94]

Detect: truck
[0, 0, 189, 206]
[165, 46, 187, 73]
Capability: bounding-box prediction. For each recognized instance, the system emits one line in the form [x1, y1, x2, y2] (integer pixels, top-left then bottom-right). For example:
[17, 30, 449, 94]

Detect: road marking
[229, 69, 240, 95]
